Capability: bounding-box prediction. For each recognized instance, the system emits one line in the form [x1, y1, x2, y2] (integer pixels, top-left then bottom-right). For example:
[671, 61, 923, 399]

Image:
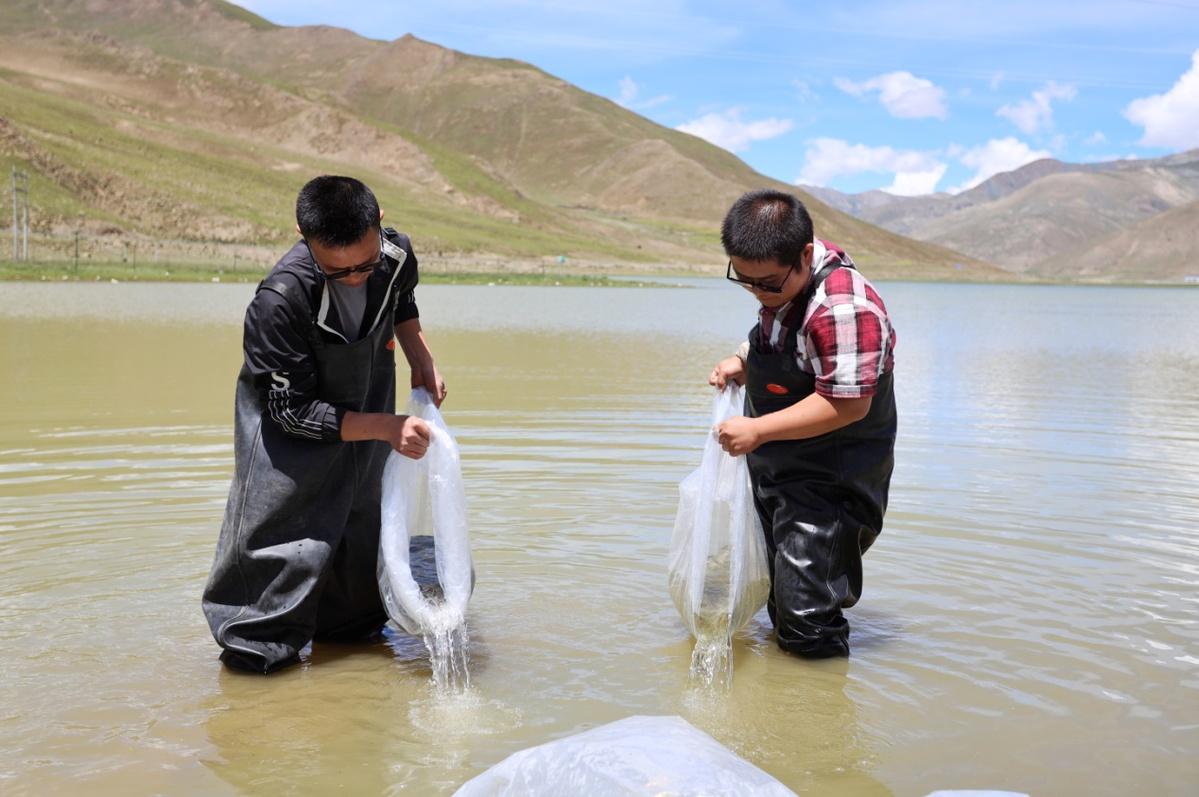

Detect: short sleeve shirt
[756, 241, 896, 399]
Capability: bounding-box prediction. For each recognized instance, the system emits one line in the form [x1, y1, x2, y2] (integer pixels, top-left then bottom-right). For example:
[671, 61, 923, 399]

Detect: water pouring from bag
[378, 389, 475, 693]
[667, 384, 771, 688]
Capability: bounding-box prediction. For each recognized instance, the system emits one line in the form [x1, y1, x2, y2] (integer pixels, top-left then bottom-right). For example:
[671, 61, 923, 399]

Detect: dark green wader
[744, 265, 896, 658]
[202, 277, 397, 673]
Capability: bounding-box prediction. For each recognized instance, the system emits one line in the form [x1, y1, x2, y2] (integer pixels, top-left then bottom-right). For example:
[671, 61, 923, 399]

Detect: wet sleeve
[394, 245, 420, 325]
[803, 273, 894, 400]
[242, 290, 344, 442]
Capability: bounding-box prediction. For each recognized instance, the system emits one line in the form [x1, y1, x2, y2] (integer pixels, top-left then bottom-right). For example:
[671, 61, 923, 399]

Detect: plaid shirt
[756, 240, 896, 399]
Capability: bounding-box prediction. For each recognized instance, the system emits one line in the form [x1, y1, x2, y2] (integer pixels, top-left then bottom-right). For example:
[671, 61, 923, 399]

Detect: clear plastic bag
[667, 384, 771, 686]
[453, 715, 795, 796]
[377, 388, 474, 646]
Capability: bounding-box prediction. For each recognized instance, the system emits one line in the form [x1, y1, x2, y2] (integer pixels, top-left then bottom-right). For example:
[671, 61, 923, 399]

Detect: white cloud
[615, 76, 671, 111]
[1085, 131, 1108, 145]
[884, 165, 949, 196]
[951, 137, 1052, 192]
[796, 138, 947, 194]
[996, 81, 1076, 134]
[617, 76, 638, 106]
[792, 79, 819, 102]
[1124, 50, 1199, 149]
[834, 71, 948, 120]
[676, 108, 793, 153]
[989, 71, 1005, 91]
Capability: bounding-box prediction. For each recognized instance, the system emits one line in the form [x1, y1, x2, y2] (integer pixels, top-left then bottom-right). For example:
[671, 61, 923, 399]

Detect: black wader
[745, 264, 896, 658]
[202, 276, 397, 673]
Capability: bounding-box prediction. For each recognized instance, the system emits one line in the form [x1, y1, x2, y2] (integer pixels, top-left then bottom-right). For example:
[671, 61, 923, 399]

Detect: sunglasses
[726, 260, 796, 294]
[305, 235, 385, 281]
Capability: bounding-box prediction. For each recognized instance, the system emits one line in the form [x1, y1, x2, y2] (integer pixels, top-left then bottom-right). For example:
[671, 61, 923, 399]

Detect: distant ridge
[803, 150, 1199, 281]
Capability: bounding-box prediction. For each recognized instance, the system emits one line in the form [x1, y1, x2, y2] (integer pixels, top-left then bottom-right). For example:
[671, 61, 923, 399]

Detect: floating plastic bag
[378, 388, 474, 689]
[453, 715, 795, 797]
[667, 384, 771, 686]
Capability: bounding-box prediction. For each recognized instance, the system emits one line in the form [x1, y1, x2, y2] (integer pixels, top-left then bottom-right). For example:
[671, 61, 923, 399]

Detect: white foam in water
[408, 688, 524, 739]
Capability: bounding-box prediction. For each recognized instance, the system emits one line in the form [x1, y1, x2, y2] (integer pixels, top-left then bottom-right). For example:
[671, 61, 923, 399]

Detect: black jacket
[241, 228, 419, 441]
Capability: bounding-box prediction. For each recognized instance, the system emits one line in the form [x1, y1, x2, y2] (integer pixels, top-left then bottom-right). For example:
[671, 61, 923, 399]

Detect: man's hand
[411, 361, 447, 407]
[716, 415, 761, 456]
[709, 356, 746, 389]
[387, 414, 431, 459]
[395, 319, 447, 407]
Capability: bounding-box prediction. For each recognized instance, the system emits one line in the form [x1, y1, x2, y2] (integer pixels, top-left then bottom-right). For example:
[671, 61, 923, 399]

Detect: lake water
[1, 279, 1197, 796]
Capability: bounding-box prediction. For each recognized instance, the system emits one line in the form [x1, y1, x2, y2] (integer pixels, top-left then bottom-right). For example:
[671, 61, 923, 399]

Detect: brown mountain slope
[802, 158, 1080, 234]
[1032, 200, 1199, 281]
[801, 150, 1199, 277]
[913, 159, 1199, 270]
[0, 0, 1002, 278]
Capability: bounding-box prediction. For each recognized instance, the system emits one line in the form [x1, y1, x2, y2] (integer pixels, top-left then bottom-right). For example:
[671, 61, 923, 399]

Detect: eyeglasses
[726, 260, 795, 294]
[305, 235, 385, 281]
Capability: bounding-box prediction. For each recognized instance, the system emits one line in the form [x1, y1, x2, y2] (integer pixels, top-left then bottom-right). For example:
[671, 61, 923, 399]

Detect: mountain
[805, 151, 1199, 279]
[802, 157, 1081, 234]
[1034, 199, 1199, 281]
[0, 0, 1001, 279]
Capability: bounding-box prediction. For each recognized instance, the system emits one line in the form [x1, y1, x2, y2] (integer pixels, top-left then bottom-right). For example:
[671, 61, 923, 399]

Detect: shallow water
[1, 280, 1197, 795]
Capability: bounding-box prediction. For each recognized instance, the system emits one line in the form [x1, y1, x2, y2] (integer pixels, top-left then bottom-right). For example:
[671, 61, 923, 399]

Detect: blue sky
[237, 1, 1199, 196]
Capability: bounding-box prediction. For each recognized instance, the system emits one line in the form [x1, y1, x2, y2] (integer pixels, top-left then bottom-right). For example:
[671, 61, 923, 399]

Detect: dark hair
[295, 175, 381, 247]
[720, 189, 813, 266]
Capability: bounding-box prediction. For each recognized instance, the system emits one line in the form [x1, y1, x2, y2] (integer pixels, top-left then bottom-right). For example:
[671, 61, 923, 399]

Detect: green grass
[0, 68, 690, 264]
[0, 259, 267, 283]
[211, 0, 279, 30]
[0, 259, 665, 287]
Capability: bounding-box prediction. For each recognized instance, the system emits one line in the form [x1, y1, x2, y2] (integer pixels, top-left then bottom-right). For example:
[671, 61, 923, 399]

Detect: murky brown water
[1, 280, 1197, 796]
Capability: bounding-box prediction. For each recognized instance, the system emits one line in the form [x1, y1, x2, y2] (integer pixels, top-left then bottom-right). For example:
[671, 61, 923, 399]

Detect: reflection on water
[0, 281, 1197, 795]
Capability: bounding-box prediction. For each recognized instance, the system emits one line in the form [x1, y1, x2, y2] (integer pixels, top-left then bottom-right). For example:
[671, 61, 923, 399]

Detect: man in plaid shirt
[710, 189, 897, 658]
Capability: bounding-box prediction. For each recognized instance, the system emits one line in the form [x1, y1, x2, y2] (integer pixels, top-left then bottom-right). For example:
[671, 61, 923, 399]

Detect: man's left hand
[716, 415, 762, 456]
[411, 362, 447, 407]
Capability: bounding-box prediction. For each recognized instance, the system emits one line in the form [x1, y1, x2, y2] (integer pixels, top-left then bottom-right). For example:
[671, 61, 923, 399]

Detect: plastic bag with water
[453, 715, 796, 796]
[378, 388, 474, 690]
[667, 384, 771, 687]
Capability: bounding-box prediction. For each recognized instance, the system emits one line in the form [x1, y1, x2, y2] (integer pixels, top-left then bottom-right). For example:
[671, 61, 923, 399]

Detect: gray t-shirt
[327, 279, 369, 342]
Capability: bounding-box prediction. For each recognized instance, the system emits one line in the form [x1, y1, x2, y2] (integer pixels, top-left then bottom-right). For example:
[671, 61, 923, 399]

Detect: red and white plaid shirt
[756, 240, 896, 399]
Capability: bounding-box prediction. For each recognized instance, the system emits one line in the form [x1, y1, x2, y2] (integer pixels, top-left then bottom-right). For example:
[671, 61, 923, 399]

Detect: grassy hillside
[0, 0, 1005, 280]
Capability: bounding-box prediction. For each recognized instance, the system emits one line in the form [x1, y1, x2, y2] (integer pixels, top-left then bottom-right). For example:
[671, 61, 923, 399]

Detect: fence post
[9, 167, 15, 262]
[11, 167, 30, 262]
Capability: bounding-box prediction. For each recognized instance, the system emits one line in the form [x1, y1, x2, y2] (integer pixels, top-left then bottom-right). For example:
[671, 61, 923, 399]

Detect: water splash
[690, 627, 733, 689]
[419, 604, 471, 694]
[688, 581, 735, 688]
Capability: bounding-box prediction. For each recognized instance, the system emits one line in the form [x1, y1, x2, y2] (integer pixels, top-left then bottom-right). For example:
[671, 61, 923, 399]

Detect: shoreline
[1, 259, 1195, 288]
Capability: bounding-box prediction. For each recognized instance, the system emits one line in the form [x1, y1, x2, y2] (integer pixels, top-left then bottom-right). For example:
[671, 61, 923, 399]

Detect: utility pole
[11, 167, 29, 262]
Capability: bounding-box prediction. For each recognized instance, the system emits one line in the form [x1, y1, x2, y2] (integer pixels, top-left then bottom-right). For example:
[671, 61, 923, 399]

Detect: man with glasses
[203, 175, 446, 673]
[708, 189, 897, 659]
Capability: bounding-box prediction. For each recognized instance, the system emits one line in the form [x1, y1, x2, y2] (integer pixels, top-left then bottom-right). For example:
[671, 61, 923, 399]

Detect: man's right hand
[709, 356, 746, 389]
[388, 415, 431, 459]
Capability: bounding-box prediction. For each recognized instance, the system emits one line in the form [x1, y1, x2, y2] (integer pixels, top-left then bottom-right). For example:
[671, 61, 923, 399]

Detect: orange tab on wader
[766, 383, 789, 395]
[386, 339, 396, 351]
